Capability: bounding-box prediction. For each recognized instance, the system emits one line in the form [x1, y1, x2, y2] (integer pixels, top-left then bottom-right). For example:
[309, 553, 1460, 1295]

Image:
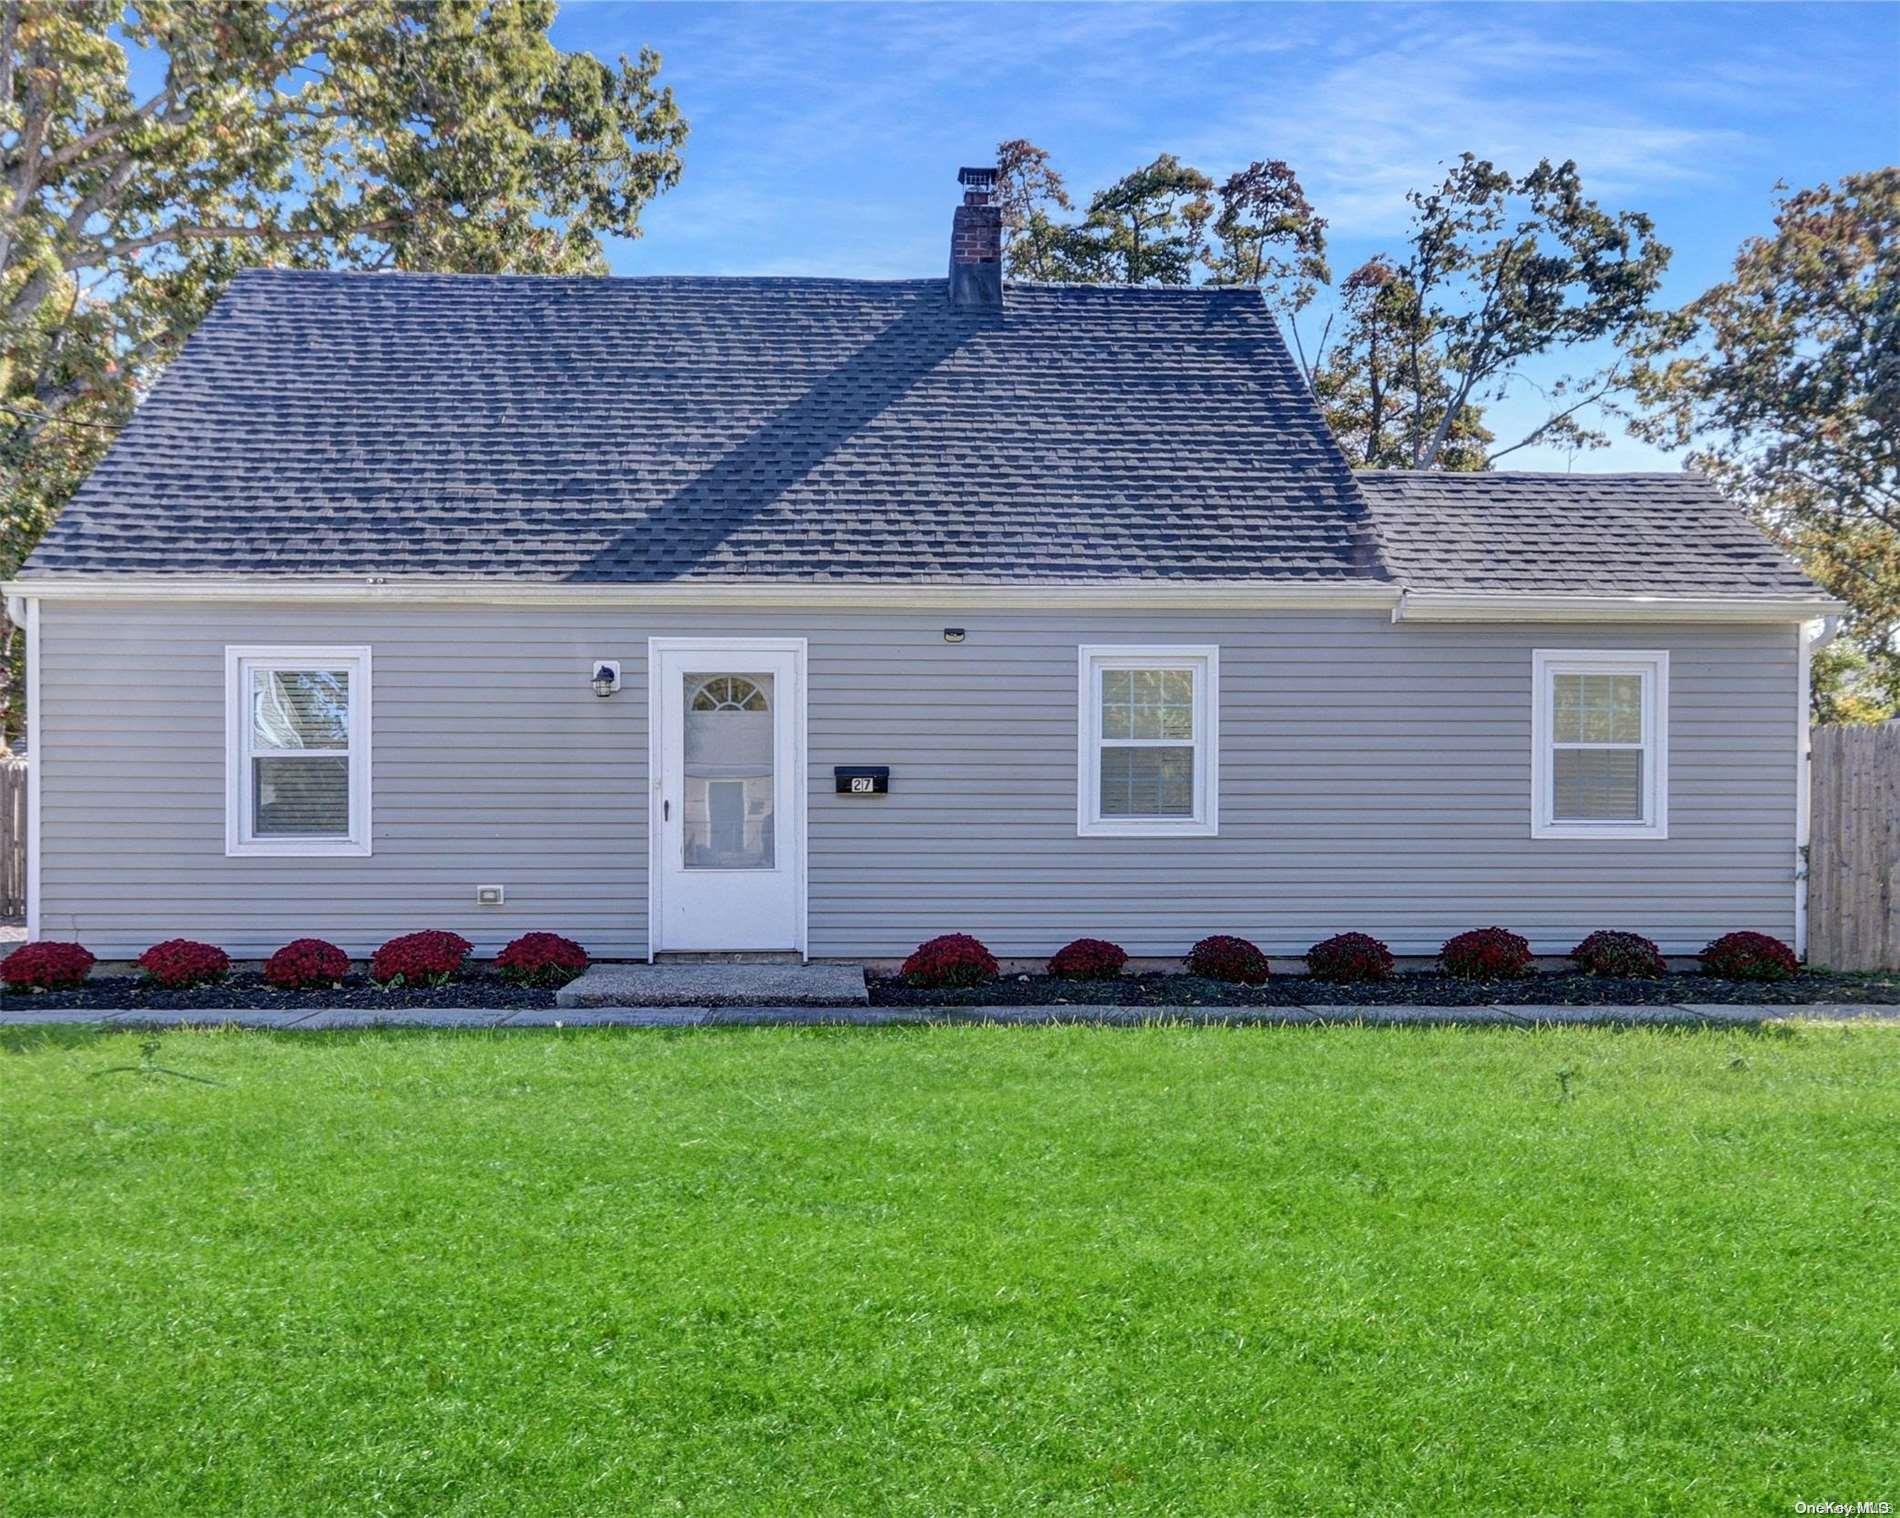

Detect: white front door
[651, 638, 805, 954]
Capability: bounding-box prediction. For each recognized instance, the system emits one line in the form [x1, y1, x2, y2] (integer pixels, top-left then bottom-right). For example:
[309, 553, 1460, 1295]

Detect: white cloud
[1175, 13, 1750, 238]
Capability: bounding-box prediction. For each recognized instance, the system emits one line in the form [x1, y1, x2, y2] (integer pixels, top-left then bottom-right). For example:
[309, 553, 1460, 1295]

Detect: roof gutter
[1394, 589, 1846, 624]
[0, 575, 1406, 612]
[5, 577, 1845, 622]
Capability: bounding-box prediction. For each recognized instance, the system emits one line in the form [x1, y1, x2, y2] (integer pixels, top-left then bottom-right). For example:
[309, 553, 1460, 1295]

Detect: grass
[1, 1023, 1895, 1516]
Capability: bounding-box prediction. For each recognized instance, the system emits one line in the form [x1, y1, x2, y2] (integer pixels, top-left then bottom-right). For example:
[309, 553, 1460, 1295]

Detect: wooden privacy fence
[1809, 721, 1900, 971]
[0, 758, 22, 919]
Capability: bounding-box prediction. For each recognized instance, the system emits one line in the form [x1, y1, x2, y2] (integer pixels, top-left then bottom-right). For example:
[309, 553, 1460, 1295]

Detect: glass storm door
[652, 641, 802, 953]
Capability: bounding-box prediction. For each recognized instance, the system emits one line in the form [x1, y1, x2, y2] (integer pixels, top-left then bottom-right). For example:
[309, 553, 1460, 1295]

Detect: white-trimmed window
[225, 646, 372, 856]
[1077, 645, 1218, 837]
[1531, 649, 1668, 840]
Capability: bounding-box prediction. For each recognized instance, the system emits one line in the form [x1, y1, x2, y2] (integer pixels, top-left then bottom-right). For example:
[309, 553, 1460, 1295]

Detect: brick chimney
[949, 165, 1002, 310]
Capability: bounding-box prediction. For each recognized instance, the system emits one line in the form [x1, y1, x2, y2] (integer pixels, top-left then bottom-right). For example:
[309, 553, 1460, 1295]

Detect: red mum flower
[1305, 932, 1396, 984]
[1699, 931, 1799, 982]
[369, 930, 473, 987]
[263, 938, 351, 990]
[1569, 930, 1667, 979]
[0, 940, 96, 991]
[1047, 937, 1129, 981]
[1439, 927, 1534, 980]
[495, 932, 589, 987]
[137, 939, 231, 989]
[901, 934, 1000, 988]
[1185, 935, 1271, 985]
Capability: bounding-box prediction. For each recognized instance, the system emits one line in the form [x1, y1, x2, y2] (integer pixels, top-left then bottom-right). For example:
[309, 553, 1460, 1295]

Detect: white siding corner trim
[223, 645, 372, 857]
[1794, 617, 1828, 960]
[1531, 648, 1669, 841]
[1076, 644, 1219, 838]
[23, 595, 39, 940]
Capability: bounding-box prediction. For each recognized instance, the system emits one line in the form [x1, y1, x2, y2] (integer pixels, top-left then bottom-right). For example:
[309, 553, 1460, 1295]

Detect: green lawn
[1, 1023, 1895, 1516]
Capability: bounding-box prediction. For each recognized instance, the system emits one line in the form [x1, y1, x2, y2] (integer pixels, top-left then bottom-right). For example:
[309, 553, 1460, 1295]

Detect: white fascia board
[0, 576, 1405, 612]
[9, 576, 1844, 621]
[1396, 590, 1847, 624]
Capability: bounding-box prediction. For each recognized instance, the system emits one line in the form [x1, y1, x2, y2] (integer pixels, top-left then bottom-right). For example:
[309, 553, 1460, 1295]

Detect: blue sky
[552, 1, 1898, 471]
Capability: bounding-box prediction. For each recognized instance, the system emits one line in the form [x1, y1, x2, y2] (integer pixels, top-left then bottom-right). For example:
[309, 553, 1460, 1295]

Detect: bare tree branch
[1484, 374, 1624, 465]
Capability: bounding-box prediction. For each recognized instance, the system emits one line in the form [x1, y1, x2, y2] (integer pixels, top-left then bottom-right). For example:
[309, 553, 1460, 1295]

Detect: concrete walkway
[555, 962, 868, 1008]
[1, 1002, 1894, 1029]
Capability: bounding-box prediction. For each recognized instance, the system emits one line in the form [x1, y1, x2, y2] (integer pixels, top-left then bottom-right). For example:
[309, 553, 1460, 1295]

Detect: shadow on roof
[566, 289, 983, 581]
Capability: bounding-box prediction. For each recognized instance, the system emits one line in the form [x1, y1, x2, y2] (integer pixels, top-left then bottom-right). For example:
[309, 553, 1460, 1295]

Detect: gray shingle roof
[21, 268, 1388, 584]
[1357, 470, 1823, 600]
[19, 269, 1830, 605]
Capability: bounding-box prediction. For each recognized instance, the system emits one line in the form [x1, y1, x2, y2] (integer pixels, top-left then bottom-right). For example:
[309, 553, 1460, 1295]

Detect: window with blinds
[1078, 646, 1218, 837]
[1532, 650, 1668, 841]
[225, 647, 371, 857]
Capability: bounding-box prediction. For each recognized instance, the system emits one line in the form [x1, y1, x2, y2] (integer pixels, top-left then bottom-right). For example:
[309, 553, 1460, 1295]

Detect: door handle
[663, 798, 671, 821]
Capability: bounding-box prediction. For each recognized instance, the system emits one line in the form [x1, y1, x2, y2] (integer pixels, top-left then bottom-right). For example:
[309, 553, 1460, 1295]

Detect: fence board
[0, 758, 22, 919]
[1809, 721, 1900, 971]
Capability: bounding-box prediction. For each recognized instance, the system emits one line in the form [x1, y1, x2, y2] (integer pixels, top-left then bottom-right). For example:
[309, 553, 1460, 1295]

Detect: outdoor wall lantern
[591, 661, 622, 698]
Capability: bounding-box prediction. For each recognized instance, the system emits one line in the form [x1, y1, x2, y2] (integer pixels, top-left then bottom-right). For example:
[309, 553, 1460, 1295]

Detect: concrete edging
[1, 1002, 1894, 1030]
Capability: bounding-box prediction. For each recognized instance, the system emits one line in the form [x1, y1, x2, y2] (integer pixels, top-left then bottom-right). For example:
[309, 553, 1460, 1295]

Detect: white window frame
[225, 645, 372, 857]
[1077, 644, 1219, 838]
[1531, 648, 1668, 841]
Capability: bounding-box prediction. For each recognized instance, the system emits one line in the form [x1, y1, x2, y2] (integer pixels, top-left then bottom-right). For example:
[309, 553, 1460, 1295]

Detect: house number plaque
[834, 766, 890, 795]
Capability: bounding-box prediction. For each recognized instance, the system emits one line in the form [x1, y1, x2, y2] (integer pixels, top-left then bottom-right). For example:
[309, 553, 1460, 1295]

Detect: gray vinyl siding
[34, 601, 1800, 959]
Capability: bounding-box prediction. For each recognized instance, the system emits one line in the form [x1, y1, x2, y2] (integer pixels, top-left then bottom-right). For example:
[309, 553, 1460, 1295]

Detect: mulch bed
[1, 973, 558, 1014]
[869, 970, 1900, 1008]
[7, 969, 1896, 1015]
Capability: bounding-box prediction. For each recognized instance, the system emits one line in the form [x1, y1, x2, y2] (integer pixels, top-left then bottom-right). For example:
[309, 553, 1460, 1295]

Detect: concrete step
[652, 951, 804, 965]
[554, 962, 869, 1009]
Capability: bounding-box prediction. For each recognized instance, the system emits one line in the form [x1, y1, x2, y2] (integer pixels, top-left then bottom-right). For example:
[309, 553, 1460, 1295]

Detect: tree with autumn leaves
[0, 0, 687, 737]
[1633, 171, 1898, 717]
[1000, 140, 1669, 474]
[999, 139, 1893, 716]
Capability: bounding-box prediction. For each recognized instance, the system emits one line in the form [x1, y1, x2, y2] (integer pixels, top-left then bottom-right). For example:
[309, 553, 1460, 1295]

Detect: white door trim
[646, 636, 808, 961]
